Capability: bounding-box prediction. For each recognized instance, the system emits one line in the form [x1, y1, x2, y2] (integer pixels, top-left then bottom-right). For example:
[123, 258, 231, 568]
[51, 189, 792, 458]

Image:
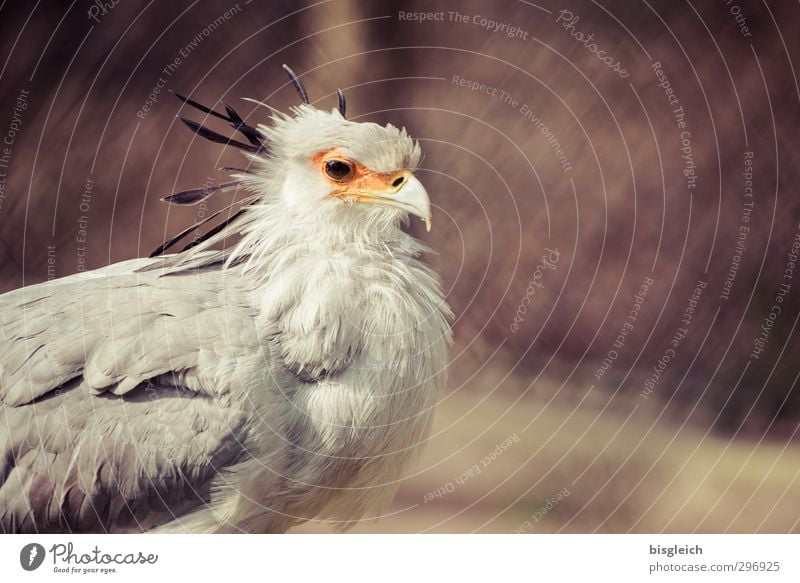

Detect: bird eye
[325, 159, 354, 181]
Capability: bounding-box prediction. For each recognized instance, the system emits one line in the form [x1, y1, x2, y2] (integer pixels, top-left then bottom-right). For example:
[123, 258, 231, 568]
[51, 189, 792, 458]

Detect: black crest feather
[222, 103, 265, 147]
[282, 64, 309, 104]
[180, 207, 249, 253]
[162, 180, 243, 206]
[149, 194, 259, 258]
[178, 117, 262, 153]
[171, 91, 267, 151]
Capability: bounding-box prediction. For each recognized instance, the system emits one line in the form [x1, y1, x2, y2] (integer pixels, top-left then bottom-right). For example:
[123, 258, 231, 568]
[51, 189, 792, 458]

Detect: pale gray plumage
[0, 81, 451, 533]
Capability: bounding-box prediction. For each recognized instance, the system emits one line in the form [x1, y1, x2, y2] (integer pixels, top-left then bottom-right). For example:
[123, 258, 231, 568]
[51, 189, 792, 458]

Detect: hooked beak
[361, 173, 432, 231]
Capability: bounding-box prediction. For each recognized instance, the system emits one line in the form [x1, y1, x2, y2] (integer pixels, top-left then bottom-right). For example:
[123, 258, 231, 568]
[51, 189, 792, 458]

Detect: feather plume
[336, 89, 346, 117]
[172, 91, 267, 150]
[179, 117, 262, 153]
[162, 180, 243, 206]
[282, 64, 309, 104]
[180, 208, 248, 253]
[148, 194, 258, 258]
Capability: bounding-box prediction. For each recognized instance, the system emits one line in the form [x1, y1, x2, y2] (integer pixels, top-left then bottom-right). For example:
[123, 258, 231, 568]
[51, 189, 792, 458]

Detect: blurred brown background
[1, 0, 799, 532]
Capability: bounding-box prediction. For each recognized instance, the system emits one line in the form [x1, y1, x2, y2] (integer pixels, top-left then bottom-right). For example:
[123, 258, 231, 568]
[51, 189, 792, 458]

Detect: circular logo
[19, 543, 46, 571]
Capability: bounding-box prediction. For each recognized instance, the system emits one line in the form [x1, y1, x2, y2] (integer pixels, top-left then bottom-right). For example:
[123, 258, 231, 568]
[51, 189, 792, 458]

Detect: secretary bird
[0, 66, 452, 533]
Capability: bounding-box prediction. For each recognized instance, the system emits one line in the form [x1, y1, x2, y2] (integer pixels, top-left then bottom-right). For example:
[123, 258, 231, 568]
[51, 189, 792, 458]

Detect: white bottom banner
[0, 534, 796, 582]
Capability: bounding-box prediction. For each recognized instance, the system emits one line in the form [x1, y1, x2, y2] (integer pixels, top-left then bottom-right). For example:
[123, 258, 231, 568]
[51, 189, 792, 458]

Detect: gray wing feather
[2, 380, 249, 532]
[0, 262, 266, 532]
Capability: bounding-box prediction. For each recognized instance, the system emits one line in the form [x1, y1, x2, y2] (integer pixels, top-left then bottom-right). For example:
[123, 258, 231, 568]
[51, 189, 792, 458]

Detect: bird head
[259, 105, 429, 231]
[153, 66, 433, 264]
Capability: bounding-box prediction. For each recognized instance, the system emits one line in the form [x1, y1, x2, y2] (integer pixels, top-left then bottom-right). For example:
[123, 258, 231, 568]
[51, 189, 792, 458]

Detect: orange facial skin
[311, 148, 409, 202]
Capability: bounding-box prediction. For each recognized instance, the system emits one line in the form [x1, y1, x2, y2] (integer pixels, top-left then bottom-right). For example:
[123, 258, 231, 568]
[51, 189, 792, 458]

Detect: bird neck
[228, 199, 421, 285]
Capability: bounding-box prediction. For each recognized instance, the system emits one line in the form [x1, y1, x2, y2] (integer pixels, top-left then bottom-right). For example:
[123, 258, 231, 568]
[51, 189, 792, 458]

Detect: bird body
[0, 73, 451, 533]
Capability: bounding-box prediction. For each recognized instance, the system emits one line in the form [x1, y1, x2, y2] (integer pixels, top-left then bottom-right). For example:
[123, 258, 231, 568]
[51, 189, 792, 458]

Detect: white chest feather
[249, 234, 451, 527]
